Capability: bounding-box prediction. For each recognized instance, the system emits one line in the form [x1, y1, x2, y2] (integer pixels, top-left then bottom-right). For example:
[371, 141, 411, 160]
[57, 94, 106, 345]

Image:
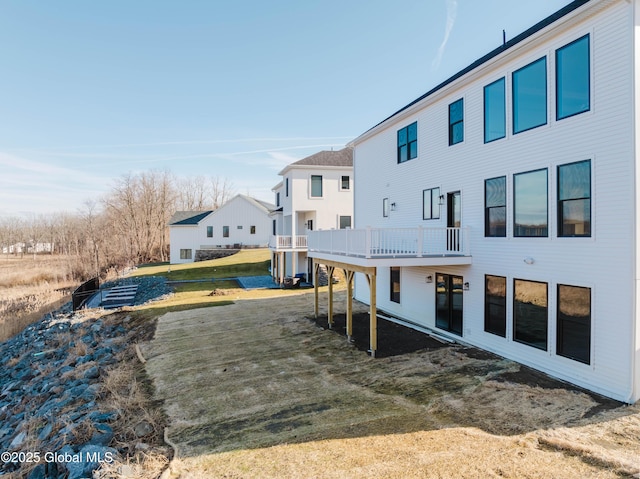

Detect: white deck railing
[269, 235, 308, 250]
[307, 227, 470, 258]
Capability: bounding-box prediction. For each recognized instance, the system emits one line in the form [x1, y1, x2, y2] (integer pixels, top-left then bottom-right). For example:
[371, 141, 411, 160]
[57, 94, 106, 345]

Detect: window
[514, 279, 548, 351]
[311, 175, 323, 197]
[485, 275, 506, 337]
[514, 169, 548, 237]
[237, 225, 243, 229]
[484, 78, 506, 143]
[180, 249, 192, 260]
[383, 198, 390, 217]
[449, 98, 464, 145]
[285, 178, 289, 197]
[557, 284, 591, 364]
[206, 226, 213, 238]
[512, 57, 547, 134]
[390, 267, 400, 303]
[250, 225, 256, 234]
[556, 34, 590, 120]
[423, 187, 440, 220]
[397, 122, 417, 163]
[223, 226, 229, 238]
[485, 176, 506, 237]
[341, 176, 350, 190]
[339, 216, 351, 229]
[272, 219, 276, 236]
[276, 192, 280, 207]
[558, 160, 591, 237]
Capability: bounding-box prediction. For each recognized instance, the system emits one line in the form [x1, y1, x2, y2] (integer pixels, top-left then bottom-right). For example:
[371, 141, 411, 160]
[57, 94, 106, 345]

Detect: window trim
[179, 249, 192, 260]
[557, 159, 591, 238]
[484, 275, 507, 338]
[390, 267, 400, 303]
[339, 215, 351, 229]
[422, 187, 440, 220]
[485, 176, 507, 237]
[513, 278, 548, 351]
[310, 175, 323, 198]
[340, 175, 350, 191]
[397, 121, 418, 163]
[513, 168, 548, 238]
[556, 34, 591, 121]
[512, 56, 548, 135]
[556, 283, 591, 365]
[449, 98, 464, 146]
[484, 77, 506, 143]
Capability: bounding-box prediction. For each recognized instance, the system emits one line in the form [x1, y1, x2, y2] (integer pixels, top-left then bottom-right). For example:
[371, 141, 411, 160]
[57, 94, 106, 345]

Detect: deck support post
[345, 270, 354, 341]
[327, 265, 335, 329]
[313, 261, 319, 318]
[369, 272, 377, 358]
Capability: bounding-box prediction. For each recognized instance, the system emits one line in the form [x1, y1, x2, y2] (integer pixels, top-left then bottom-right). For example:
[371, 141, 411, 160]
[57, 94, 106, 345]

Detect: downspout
[630, 0, 639, 404]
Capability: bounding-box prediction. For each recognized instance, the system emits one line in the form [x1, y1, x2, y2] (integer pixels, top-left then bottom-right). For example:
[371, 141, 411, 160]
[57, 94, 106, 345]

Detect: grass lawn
[130, 249, 271, 281]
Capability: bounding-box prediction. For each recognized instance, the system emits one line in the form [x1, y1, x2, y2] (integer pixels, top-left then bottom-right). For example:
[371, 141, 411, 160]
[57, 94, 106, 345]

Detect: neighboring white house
[2, 242, 54, 254]
[269, 148, 353, 283]
[308, 0, 640, 402]
[169, 194, 274, 264]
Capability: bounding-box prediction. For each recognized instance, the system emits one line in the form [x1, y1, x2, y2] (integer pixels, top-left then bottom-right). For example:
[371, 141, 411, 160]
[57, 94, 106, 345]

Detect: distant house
[169, 194, 275, 264]
[2, 241, 53, 255]
[269, 147, 353, 283]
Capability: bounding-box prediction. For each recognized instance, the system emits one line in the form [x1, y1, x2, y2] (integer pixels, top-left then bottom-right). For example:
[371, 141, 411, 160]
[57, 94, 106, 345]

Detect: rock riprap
[0, 276, 170, 478]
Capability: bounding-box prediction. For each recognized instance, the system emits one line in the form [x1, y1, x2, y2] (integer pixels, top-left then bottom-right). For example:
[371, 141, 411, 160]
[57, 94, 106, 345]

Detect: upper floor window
[276, 192, 280, 207]
[341, 175, 350, 190]
[397, 122, 417, 163]
[285, 178, 289, 197]
[514, 168, 548, 237]
[449, 99, 464, 145]
[206, 226, 213, 238]
[513, 57, 547, 134]
[484, 78, 506, 143]
[311, 175, 323, 197]
[250, 225, 256, 234]
[556, 34, 590, 120]
[223, 226, 229, 238]
[558, 160, 591, 237]
[422, 187, 440, 220]
[485, 176, 506, 237]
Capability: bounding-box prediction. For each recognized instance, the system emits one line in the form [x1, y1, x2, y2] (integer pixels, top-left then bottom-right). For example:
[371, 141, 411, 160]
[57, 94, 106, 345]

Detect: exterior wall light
[426, 275, 433, 283]
[463, 282, 470, 291]
[391, 202, 397, 211]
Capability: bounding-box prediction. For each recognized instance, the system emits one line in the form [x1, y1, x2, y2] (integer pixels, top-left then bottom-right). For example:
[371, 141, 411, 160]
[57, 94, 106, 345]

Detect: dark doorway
[436, 273, 463, 336]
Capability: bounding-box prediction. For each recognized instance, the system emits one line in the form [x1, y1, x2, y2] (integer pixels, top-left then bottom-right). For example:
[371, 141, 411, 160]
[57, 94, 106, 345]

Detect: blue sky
[0, 0, 574, 217]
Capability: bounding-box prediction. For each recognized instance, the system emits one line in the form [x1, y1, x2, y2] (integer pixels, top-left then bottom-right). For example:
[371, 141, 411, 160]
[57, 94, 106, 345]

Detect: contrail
[432, 0, 458, 71]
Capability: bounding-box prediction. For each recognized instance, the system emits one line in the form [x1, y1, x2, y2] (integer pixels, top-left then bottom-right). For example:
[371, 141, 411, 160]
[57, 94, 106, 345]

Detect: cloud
[431, 0, 458, 71]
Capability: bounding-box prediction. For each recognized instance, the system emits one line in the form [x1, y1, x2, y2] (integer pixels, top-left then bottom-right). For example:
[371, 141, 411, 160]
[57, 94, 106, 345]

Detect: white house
[269, 148, 353, 283]
[169, 194, 274, 264]
[308, 0, 640, 402]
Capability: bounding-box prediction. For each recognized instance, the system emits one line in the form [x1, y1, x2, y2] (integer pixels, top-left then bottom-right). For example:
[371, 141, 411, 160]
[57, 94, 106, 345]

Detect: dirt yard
[142, 290, 640, 478]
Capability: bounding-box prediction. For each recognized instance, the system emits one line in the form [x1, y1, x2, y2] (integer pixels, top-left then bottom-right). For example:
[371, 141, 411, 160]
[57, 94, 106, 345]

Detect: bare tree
[175, 175, 208, 211]
[210, 176, 235, 209]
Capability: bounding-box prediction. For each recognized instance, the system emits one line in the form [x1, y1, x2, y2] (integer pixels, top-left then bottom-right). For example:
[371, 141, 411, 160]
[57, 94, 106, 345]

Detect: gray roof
[168, 210, 213, 226]
[291, 147, 353, 167]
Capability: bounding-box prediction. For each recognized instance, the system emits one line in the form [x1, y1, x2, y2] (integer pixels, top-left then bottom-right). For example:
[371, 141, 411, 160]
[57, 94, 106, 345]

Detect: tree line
[0, 170, 235, 280]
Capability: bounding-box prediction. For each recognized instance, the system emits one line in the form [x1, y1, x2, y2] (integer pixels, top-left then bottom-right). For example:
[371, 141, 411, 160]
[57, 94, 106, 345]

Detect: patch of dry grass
[143, 291, 638, 479]
[0, 255, 79, 341]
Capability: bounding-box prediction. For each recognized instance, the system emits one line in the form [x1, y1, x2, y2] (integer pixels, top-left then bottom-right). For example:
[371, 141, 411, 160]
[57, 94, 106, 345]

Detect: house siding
[353, 0, 637, 401]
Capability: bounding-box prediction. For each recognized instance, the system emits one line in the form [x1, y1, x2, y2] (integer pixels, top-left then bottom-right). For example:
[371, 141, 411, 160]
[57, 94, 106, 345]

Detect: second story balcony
[307, 227, 472, 267]
[269, 235, 308, 251]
